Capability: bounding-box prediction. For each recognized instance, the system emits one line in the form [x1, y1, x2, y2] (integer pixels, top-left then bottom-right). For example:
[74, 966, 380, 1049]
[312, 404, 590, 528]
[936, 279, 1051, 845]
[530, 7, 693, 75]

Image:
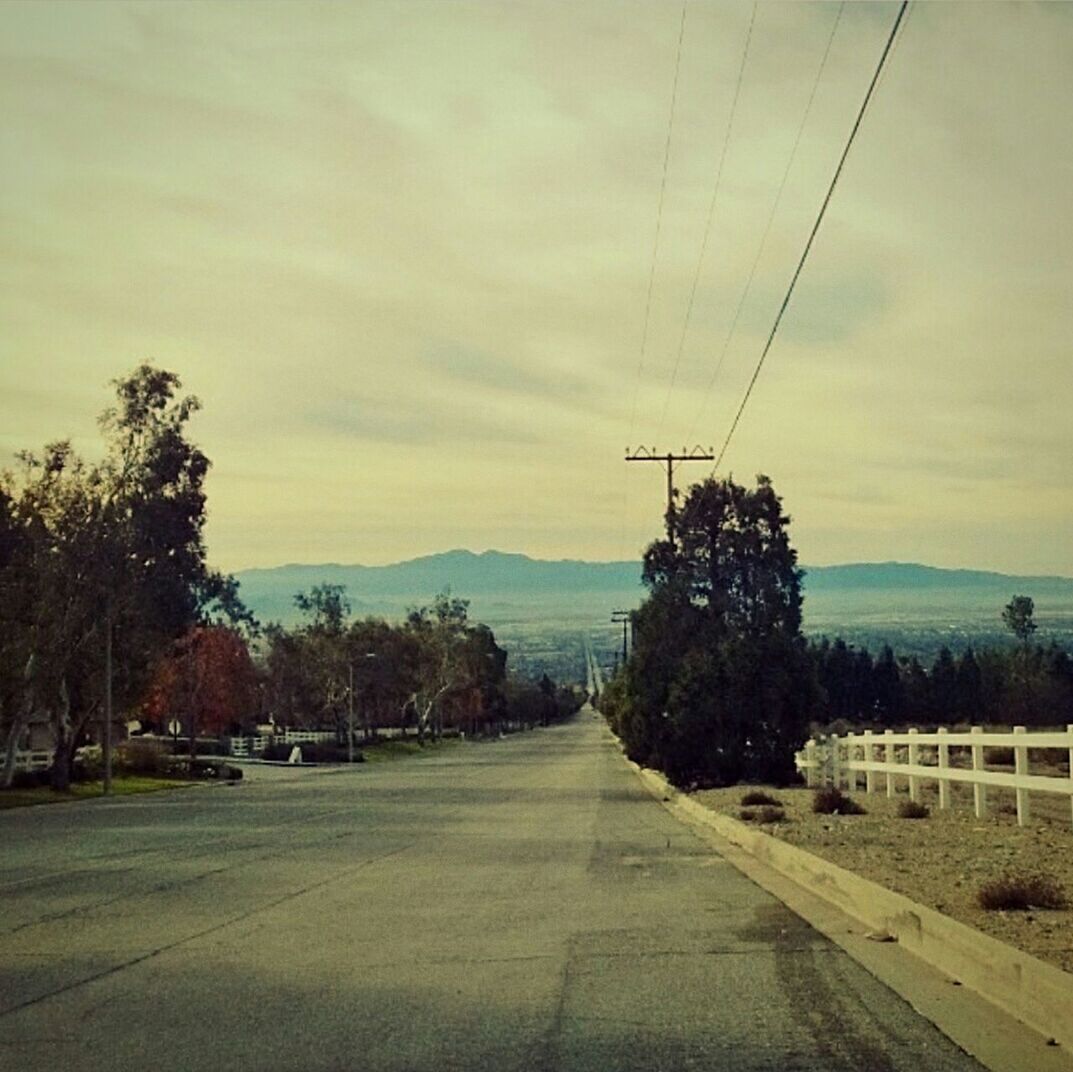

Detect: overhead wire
[712, 0, 911, 473]
[684, 0, 845, 444]
[621, 1, 688, 562]
[626, 2, 688, 444]
[654, 2, 757, 442]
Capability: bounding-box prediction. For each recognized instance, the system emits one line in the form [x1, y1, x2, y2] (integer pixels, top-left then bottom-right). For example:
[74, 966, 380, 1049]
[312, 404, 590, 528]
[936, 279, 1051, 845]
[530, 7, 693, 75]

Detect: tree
[404, 590, 467, 741]
[1002, 595, 1037, 645]
[0, 365, 251, 789]
[873, 645, 905, 725]
[930, 647, 959, 721]
[900, 656, 932, 720]
[143, 626, 258, 755]
[290, 584, 353, 738]
[955, 648, 983, 723]
[610, 475, 816, 787]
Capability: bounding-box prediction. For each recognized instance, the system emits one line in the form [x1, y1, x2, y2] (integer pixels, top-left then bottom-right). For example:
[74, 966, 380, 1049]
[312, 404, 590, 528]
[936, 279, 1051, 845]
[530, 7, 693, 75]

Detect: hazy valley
[235, 550, 1073, 682]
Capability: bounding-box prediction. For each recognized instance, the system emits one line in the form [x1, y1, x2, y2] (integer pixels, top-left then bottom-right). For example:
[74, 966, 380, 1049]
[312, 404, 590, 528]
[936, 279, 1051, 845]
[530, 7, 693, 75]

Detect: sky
[2, 1, 1071, 576]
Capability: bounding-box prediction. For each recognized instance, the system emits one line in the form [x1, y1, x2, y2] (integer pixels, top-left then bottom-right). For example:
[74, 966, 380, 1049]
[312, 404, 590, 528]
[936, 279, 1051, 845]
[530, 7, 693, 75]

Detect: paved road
[1, 712, 983, 1071]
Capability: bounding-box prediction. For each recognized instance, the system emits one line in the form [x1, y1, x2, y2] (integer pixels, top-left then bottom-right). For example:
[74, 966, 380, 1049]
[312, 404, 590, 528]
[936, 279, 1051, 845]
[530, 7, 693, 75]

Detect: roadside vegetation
[256, 584, 582, 746]
[598, 471, 1070, 793]
[601, 474, 815, 789]
[0, 774, 191, 810]
[0, 364, 581, 799]
[0, 365, 254, 792]
[978, 873, 1067, 912]
[807, 595, 1072, 731]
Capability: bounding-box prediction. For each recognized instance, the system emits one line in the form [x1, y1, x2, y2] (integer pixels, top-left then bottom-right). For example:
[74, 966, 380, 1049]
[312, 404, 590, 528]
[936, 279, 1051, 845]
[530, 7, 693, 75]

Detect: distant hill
[803, 562, 1073, 596]
[233, 550, 1073, 632]
[234, 549, 644, 627]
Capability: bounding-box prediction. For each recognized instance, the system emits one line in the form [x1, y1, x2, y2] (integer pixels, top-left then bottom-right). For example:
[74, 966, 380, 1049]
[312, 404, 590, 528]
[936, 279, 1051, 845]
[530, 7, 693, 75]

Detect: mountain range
[233, 550, 1073, 631]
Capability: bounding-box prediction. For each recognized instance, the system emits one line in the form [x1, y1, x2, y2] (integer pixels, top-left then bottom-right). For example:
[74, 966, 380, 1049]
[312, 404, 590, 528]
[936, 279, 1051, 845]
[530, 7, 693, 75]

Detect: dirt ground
[692, 778, 1073, 975]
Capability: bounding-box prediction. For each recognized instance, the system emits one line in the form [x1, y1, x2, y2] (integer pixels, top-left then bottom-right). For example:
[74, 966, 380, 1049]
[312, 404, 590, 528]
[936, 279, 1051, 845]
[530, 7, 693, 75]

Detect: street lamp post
[347, 662, 355, 764]
[347, 653, 378, 763]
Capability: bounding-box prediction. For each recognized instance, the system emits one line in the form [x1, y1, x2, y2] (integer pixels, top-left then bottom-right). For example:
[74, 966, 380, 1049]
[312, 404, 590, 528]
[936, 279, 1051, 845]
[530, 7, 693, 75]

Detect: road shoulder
[627, 758, 1073, 1072]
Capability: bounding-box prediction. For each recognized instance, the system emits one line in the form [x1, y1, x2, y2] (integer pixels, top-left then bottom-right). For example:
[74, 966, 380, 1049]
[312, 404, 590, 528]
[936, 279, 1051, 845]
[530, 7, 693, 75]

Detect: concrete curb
[631, 762, 1073, 1055]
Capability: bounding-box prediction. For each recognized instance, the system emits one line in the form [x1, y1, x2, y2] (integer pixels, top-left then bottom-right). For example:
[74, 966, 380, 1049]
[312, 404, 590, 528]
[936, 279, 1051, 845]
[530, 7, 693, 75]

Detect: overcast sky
[2, 1, 1071, 575]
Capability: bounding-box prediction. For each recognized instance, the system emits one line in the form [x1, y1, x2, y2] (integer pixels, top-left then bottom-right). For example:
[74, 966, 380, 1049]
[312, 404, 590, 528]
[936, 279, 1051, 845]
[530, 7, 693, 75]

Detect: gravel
[692, 779, 1073, 975]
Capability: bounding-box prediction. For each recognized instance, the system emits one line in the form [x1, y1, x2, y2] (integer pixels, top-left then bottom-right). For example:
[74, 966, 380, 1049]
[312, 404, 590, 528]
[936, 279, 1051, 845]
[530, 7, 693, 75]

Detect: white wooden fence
[225, 735, 271, 758]
[281, 729, 337, 745]
[796, 724, 1073, 828]
[6, 749, 52, 774]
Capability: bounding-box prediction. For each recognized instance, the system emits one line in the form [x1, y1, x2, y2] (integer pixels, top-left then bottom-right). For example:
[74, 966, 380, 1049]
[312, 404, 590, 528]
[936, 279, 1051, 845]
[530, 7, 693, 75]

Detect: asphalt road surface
[1, 712, 984, 1072]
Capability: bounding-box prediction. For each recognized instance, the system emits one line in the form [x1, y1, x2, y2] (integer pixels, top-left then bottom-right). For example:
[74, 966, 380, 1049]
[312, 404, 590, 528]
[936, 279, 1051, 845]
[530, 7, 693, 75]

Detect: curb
[631, 762, 1073, 1056]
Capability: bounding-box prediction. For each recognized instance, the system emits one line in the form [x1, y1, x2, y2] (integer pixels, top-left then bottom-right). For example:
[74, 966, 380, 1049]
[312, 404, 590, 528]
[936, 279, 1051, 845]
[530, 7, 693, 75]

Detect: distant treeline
[808, 636, 1073, 728]
[249, 585, 583, 742]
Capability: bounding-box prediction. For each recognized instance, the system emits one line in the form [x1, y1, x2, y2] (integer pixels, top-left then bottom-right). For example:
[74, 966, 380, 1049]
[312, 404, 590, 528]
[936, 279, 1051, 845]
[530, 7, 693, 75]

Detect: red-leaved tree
[143, 626, 257, 757]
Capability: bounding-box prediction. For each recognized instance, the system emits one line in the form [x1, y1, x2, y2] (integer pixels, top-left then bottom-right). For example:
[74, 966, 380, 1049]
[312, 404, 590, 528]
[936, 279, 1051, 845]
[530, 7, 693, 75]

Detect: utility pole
[103, 604, 113, 795]
[625, 446, 714, 540]
[611, 610, 631, 664]
[347, 662, 355, 764]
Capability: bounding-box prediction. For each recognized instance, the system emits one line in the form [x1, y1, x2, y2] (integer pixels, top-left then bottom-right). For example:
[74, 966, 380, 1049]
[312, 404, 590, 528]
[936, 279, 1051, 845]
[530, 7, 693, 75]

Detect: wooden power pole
[611, 610, 631, 663]
[625, 446, 714, 540]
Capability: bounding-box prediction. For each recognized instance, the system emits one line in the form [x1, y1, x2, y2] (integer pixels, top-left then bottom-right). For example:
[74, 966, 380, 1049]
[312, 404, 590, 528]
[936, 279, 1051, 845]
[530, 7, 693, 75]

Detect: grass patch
[0, 775, 190, 810]
[897, 800, 930, 819]
[812, 786, 866, 815]
[741, 789, 782, 807]
[978, 873, 1067, 911]
[360, 736, 460, 764]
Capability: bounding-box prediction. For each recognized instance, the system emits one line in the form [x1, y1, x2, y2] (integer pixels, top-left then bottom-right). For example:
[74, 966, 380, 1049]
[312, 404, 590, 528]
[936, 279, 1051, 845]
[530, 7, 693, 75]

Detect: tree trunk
[2, 655, 35, 789]
[1, 705, 29, 789]
[50, 677, 72, 792]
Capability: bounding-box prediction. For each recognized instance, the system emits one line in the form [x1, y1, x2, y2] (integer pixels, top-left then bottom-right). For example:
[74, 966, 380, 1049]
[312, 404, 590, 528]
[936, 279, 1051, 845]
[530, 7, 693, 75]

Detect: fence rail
[6, 749, 52, 774]
[796, 724, 1073, 828]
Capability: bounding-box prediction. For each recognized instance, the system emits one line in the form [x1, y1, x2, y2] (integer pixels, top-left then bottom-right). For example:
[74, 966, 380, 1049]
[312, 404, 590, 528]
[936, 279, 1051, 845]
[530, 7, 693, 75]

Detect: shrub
[978, 874, 1067, 911]
[10, 769, 51, 789]
[987, 747, 1015, 767]
[741, 790, 781, 807]
[812, 786, 866, 815]
[897, 800, 930, 819]
[116, 739, 167, 774]
[185, 739, 227, 757]
[71, 746, 103, 782]
[739, 805, 786, 824]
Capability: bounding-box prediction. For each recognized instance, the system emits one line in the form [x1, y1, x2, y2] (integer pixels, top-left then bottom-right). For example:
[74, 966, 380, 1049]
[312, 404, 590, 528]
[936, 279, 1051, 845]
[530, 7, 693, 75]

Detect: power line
[621, 1, 688, 564]
[685, 1, 844, 444]
[713, 0, 910, 473]
[627, 2, 688, 443]
[655, 2, 757, 441]
[625, 445, 715, 541]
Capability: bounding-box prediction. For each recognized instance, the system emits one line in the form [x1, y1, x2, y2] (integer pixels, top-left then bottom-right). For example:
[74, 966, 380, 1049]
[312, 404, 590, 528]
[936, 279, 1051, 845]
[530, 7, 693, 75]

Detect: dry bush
[812, 786, 866, 815]
[741, 789, 781, 807]
[897, 800, 930, 819]
[978, 873, 1067, 911]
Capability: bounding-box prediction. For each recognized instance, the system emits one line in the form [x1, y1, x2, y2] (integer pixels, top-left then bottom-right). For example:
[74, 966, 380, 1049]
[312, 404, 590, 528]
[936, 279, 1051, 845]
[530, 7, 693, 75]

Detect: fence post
[972, 725, 987, 819]
[1014, 725, 1030, 827]
[885, 729, 895, 798]
[804, 739, 817, 788]
[908, 727, 920, 803]
[830, 733, 841, 790]
[937, 726, 950, 810]
[858, 729, 875, 798]
[845, 732, 856, 790]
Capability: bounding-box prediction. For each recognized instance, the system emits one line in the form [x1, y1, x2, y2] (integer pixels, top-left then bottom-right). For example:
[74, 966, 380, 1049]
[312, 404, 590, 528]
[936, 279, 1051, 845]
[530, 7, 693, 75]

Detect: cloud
[1, 1, 1071, 573]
